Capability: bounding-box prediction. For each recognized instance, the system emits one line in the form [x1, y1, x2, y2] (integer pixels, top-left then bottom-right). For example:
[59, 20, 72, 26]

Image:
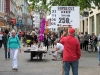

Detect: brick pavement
[0, 44, 100, 75]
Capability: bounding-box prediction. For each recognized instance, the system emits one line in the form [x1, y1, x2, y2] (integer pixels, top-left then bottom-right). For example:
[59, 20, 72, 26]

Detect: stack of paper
[38, 47, 47, 51]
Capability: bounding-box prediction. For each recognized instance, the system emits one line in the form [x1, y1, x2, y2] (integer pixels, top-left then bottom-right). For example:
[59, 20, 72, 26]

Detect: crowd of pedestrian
[0, 28, 100, 75]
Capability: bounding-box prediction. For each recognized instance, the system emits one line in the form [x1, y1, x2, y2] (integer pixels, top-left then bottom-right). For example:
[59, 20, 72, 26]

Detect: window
[98, 14, 100, 33]
[0, 0, 4, 12]
[0, 0, 1, 12]
[2, 0, 4, 12]
[92, 16, 94, 32]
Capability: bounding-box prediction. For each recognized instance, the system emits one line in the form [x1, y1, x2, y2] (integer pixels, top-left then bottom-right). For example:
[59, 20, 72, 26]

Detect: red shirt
[60, 35, 81, 62]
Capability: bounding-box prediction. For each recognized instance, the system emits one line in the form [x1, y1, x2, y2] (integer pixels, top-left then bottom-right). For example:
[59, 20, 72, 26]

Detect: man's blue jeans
[4, 45, 10, 59]
[63, 60, 79, 75]
[98, 46, 100, 61]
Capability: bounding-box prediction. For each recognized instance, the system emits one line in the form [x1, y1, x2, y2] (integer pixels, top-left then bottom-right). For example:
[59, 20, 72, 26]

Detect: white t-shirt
[0, 34, 3, 40]
[56, 43, 64, 51]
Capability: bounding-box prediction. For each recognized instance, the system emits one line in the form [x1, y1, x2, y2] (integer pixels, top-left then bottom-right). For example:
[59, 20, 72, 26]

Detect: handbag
[26, 39, 31, 43]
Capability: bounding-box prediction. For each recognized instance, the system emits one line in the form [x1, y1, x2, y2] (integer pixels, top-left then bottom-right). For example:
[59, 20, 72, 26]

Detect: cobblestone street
[0, 44, 100, 75]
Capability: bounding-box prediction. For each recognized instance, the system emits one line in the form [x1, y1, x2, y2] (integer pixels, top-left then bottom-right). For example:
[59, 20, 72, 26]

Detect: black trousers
[0, 40, 2, 48]
[44, 42, 48, 50]
[80, 43, 84, 49]
[51, 40, 54, 48]
[84, 40, 88, 50]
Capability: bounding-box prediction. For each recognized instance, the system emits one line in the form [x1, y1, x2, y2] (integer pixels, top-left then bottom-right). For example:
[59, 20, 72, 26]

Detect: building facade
[0, 0, 7, 31]
[10, 0, 17, 30]
[21, 0, 32, 31]
[0, 0, 32, 31]
[80, 7, 100, 36]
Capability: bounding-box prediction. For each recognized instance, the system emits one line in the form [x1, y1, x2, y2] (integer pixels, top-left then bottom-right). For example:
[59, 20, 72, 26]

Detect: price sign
[51, 6, 80, 28]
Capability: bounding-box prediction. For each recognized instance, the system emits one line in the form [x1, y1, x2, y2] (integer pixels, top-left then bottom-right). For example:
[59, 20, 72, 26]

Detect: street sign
[51, 6, 80, 28]
[33, 12, 40, 28]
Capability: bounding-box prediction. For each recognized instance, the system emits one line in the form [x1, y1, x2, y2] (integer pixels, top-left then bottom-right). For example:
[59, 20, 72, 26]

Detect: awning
[0, 25, 9, 28]
[0, 21, 5, 26]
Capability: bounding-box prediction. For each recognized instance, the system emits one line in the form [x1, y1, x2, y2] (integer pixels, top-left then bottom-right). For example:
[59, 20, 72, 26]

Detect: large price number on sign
[59, 18, 69, 23]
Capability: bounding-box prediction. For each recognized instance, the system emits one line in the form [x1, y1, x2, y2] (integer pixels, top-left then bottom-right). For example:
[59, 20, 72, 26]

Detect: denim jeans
[63, 60, 79, 75]
[4, 45, 10, 59]
[98, 46, 100, 61]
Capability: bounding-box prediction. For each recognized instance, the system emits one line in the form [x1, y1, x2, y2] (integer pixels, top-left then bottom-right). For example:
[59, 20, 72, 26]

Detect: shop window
[87, 19, 88, 31]
[92, 16, 94, 32]
[99, 14, 100, 33]
[2, 0, 3, 12]
[87, 19, 88, 26]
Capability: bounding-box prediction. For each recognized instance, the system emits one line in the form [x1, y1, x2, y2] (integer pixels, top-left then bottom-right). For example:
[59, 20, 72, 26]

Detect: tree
[50, 0, 100, 11]
[26, 0, 100, 12]
[26, 0, 49, 12]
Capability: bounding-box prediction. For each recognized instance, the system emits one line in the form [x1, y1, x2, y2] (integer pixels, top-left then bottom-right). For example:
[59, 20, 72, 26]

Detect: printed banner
[51, 6, 80, 28]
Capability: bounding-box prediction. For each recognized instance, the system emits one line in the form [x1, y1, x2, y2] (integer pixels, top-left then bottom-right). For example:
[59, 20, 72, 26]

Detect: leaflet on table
[30, 45, 38, 51]
[38, 47, 47, 51]
[27, 47, 31, 50]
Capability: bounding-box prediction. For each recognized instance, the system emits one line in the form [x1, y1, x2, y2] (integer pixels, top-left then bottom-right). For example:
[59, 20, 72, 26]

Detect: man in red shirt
[60, 28, 81, 75]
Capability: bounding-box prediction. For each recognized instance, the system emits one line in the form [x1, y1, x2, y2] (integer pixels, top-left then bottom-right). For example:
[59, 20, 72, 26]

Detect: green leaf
[27, 0, 100, 12]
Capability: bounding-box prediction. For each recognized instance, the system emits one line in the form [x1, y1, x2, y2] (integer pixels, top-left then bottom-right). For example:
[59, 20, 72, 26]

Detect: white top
[56, 43, 64, 51]
[0, 34, 3, 40]
[30, 44, 38, 51]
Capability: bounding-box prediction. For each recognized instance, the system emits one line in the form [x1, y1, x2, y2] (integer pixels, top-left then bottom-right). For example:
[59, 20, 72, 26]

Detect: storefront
[0, 17, 7, 31]
[97, 13, 100, 34]
[80, 8, 100, 36]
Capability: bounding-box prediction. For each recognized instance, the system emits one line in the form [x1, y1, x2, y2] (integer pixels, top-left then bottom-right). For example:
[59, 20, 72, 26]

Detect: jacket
[2, 34, 9, 45]
[60, 35, 81, 62]
[7, 36, 21, 49]
[79, 34, 84, 43]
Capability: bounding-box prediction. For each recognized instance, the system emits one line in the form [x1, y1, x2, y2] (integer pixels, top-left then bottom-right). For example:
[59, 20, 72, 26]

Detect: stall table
[24, 49, 47, 61]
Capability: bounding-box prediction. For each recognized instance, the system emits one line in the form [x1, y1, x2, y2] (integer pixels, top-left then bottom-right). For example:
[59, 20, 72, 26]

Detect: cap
[69, 28, 75, 34]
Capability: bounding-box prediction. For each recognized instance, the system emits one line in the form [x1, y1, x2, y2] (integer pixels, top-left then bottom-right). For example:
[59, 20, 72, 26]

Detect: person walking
[60, 28, 81, 75]
[44, 34, 49, 51]
[93, 35, 98, 52]
[2, 29, 10, 59]
[0, 31, 3, 48]
[79, 32, 84, 50]
[50, 34, 55, 48]
[84, 32, 89, 51]
[7, 30, 21, 70]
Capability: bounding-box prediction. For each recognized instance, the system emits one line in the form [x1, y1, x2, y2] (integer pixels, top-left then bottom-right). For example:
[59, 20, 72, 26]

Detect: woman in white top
[0, 31, 3, 48]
